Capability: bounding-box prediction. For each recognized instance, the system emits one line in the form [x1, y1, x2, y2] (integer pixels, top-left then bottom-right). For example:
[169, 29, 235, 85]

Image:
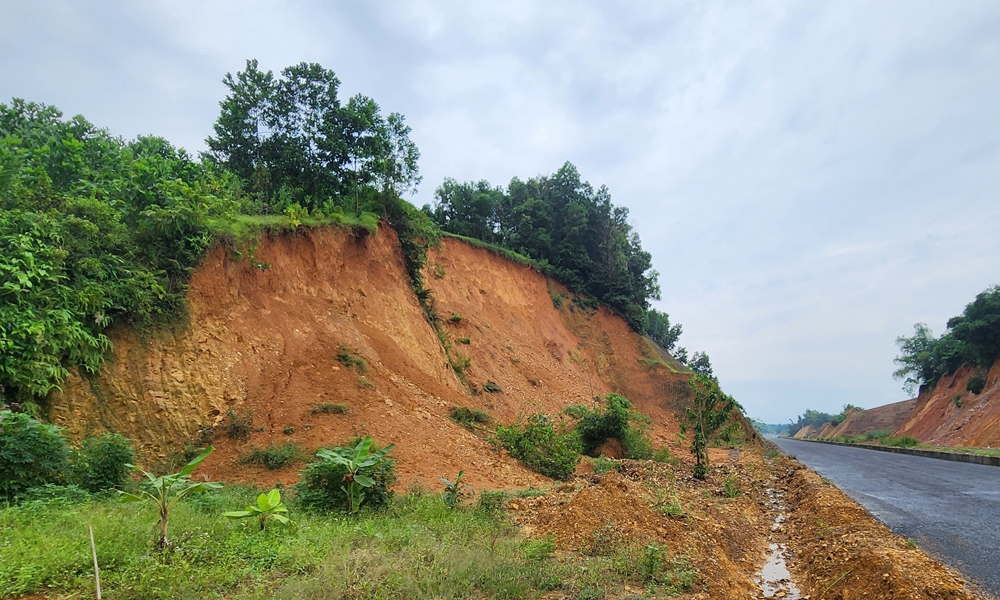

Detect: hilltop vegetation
[893, 285, 1000, 395]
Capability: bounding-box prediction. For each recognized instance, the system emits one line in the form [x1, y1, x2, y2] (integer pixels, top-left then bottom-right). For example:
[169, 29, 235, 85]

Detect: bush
[335, 346, 368, 373]
[240, 442, 302, 470]
[565, 394, 653, 459]
[451, 406, 490, 428]
[967, 373, 987, 394]
[495, 414, 579, 481]
[0, 410, 70, 500]
[70, 433, 134, 493]
[592, 457, 619, 474]
[224, 409, 254, 442]
[294, 440, 397, 512]
[885, 435, 920, 448]
[483, 381, 503, 394]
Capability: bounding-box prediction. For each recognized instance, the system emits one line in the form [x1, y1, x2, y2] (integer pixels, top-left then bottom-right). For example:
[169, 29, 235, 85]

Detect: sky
[2, 1, 999, 423]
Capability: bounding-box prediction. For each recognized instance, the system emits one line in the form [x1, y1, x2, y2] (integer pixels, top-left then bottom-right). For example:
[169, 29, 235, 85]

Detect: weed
[224, 409, 255, 443]
[495, 414, 580, 481]
[652, 447, 677, 464]
[592, 456, 620, 474]
[584, 521, 625, 556]
[906, 538, 919, 549]
[457, 337, 471, 344]
[431, 262, 446, 279]
[312, 402, 350, 415]
[450, 353, 472, 377]
[239, 442, 303, 470]
[514, 487, 546, 498]
[483, 380, 503, 393]
[723, 476, 741, 498]
[359, 378, 376, 390]
[523, 537, 557, 561]
[551, 293, 564, 308]
[195, 424, 215, 446]
[476, 490, 509, 516]
[565, 394, 653, 459]
[450, 406, 490, 429]
[885, 435, 920, 448]
[448, 313, 463, 324]
[335, 346, 368, 374]
[953, 393, 963, 408]
[765, 448, 780, 459]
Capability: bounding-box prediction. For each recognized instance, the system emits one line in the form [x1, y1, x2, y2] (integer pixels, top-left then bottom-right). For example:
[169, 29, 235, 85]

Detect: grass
[0, 487, 697, 599]
[208, 211, 380, 246]
[239, 442, 303, 470]
[450, 406, 491, 429]
[335, 346, 368, 374]
[311, 402, 350, 415]
[440, 232, 553, 276]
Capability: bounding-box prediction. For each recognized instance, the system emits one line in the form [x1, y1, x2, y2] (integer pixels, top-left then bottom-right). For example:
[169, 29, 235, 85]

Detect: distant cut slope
[49, 226, 700, 489]
[821, 400, 917, 439]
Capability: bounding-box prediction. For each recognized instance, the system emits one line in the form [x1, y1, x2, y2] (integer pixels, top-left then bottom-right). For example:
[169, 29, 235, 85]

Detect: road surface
[773, 437, 1000, 597]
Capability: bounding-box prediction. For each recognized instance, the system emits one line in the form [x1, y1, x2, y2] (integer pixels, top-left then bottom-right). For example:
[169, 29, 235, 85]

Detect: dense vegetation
[893, 284, 1000, 395]
[423, 166, 661, 331]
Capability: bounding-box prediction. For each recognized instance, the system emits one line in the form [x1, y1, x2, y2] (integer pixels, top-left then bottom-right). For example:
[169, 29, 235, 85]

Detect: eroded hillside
[896, 358, 1000, 447]
[47, 225, 697, 489]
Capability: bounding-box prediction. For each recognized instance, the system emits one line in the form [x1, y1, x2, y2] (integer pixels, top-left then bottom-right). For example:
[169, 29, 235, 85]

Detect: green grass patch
[451, 406, 491, 429]
[239, 442, 303, 470]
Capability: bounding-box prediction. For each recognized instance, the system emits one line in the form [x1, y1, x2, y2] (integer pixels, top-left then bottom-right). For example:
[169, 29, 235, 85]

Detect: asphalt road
[773, 437, 1000, 597]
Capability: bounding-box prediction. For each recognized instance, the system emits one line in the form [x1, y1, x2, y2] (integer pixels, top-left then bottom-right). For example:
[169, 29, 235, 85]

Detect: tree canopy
[423, 163, 661, 331]
[205, 59, 420, 215]
[893, 285, 1000, 394]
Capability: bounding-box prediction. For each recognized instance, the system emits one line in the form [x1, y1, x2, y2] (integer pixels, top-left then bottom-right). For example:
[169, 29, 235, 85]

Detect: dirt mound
[794, 425, 818, 439]
[896, 358, 1000, 448]
[782, 463, 986, 600]
[532, 470, 669, 549]
[830, 399, 918, 438]
[47, 226, 704, 490]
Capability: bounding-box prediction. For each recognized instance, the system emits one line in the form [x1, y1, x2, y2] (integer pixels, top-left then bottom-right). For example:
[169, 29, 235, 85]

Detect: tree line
[893, 285, 1000, 395]
[1, 58, 713, 407]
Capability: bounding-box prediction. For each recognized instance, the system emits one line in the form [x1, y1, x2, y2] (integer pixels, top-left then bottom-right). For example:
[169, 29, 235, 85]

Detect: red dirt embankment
[896, 358, 1000, 448]
[811, 399, 918, 439]
[48, 226, 699, 489]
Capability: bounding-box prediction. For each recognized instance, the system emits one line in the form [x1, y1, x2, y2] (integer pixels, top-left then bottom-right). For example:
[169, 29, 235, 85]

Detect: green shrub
[457, 337, 471, 344]
[0, 410, 70, 500]
[294, 439, 397, 512]
[311, 403, 349, 415]
[483, 381, 503, 394]
[448, 314, 463, 324]
[652, 447, 674, 463]
[451, 406, 490, 429]
[967, 373, 987, 394]
[885, 435, 920, 448]
[240, 442, 302, 470]
[17, 483, 90, 504]
[224, 409, 254, 442]
[565, 394, 653, 459]
[953, 394, 963, 408]
[592, 457, 619, 474]
[495, 414, 579, 481]
[723, 476, 741, 498]
[70, 433, 134, 493]
[335, 346, 368, 373]
[476, 490, 510, 516]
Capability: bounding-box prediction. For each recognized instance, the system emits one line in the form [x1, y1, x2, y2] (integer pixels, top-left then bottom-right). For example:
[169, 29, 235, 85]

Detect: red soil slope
[48, 226, 704, 489]
[896, 358, 1000, 447]
[812, 399, 918, 439]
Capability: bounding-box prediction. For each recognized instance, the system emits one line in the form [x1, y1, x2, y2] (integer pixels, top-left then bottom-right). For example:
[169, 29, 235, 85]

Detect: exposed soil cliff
[47, 225, 697, 489]
[813, 399, 918, 439]
[896, 358, 1000, 447]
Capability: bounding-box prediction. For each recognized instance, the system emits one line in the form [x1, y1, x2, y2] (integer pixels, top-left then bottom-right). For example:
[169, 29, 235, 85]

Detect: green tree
[315, 436, 395, 514]
[646, 309, 683, 353]
[682, 375, 738, 479]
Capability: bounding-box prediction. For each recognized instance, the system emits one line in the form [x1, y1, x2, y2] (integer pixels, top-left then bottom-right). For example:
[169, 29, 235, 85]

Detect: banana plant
[439, 470, 475, 508]
[223, 488, 291, 531]
[120, 446, 222, 549]
[316, 436, 395, 514]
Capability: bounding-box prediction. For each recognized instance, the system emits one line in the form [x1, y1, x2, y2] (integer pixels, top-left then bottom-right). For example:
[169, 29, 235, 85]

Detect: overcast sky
[3, 1, 999, 422]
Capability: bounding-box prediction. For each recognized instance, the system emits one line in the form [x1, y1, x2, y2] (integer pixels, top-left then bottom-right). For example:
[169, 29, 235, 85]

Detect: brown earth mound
[782, 461, 986, 600]
[47, 225, 704, 490]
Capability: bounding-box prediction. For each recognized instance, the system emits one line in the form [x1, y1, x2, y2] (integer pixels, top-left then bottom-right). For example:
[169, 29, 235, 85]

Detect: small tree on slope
[682, 374, 738, 479]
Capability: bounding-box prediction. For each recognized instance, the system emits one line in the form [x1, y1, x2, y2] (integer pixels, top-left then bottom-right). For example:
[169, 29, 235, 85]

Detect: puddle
[756, 487, 802, 599]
